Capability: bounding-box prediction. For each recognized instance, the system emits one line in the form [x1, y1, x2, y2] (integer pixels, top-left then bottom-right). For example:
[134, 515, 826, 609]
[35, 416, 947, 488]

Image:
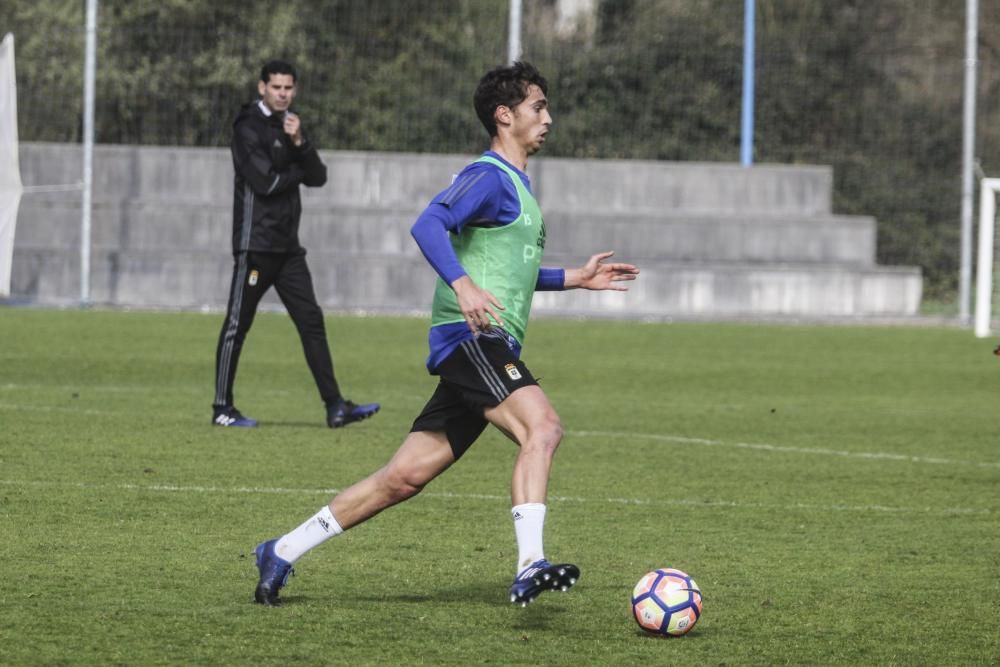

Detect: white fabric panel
[0, 33, 22, 296]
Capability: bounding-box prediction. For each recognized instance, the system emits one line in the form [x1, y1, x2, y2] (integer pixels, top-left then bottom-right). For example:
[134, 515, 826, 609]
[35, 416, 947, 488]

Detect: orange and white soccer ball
[631, 568, 703, 636]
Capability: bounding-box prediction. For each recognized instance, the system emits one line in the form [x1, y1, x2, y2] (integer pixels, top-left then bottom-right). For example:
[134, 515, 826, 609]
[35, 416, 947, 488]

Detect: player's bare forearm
[563, 251, 639, 291]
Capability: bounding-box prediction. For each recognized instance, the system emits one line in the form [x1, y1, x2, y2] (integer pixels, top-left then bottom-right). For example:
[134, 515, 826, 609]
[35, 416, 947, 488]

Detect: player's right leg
[254, 430, 456, 605]
[508, 559, 580, 607]
[430, 332, 578, 606]
[484, 384, 579, 606]
[484, 385, 562, 507]
[213, 252, 274, 426]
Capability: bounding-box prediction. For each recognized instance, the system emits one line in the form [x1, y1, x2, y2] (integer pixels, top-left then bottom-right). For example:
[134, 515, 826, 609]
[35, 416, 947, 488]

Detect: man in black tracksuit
[212, 60, 379, 428]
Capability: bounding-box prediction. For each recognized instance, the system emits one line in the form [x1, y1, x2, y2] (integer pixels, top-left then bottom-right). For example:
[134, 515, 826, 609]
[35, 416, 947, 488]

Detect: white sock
[512, 503, 546, 573]
[275, 505, 343, 563]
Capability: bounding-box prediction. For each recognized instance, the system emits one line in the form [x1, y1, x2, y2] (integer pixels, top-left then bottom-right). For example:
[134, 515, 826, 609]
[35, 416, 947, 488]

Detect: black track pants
[213, 249, 341, 410]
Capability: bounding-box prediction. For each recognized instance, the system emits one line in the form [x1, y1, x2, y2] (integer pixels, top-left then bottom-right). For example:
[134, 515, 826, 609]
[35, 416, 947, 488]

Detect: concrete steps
[11, 244, 920, 317]
[12, 199, 877, 265]
[534, 260, 920, 318]
[542, 211, 877, 265]
[10, 142, 923, 318]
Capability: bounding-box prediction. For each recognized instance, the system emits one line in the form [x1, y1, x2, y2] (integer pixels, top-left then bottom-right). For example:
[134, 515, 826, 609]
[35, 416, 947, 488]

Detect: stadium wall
[9, 142, 922, 318]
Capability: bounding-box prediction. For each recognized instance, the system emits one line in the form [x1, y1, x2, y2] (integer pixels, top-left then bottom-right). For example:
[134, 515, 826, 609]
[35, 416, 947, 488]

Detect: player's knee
[531, 412, 563, 456]
[378, 467, 426, 504]
[298, 309, 325, 331]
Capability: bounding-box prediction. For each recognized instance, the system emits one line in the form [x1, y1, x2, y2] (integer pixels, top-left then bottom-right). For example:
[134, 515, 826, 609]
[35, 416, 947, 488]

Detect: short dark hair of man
[260, 59, 297, 83]
[473, 61, 548, 138]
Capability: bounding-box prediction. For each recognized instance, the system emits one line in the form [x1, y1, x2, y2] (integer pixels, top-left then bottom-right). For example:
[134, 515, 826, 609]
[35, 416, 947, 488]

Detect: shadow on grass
[254, 420, 384, 431]
[350, 580, 509, 606]
[269, 580, 576, 625]
[251, 420, 328, 429]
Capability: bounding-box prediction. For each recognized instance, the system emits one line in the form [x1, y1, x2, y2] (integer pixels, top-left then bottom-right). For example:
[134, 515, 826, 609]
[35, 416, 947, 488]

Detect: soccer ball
[631, 568, 703, 636]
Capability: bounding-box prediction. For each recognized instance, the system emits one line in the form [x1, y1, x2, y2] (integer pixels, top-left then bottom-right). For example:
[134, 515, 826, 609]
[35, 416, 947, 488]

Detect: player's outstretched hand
[568, 251, 639, 291]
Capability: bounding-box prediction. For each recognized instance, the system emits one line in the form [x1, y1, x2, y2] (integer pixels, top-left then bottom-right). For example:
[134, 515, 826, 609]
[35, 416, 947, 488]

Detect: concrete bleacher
[10, 142, 922, 318]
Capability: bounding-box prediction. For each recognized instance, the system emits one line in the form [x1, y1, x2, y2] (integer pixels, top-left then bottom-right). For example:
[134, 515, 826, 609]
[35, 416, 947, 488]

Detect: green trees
[2, 0, 998, 299]
[752, 1, 972, 298]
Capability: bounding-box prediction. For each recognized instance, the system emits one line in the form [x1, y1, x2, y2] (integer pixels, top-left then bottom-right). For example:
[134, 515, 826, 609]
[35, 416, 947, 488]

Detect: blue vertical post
[740, 0, 755, 166]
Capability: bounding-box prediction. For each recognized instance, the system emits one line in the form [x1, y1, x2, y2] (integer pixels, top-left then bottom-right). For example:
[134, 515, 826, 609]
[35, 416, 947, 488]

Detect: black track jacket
[229, 101, 328, 254]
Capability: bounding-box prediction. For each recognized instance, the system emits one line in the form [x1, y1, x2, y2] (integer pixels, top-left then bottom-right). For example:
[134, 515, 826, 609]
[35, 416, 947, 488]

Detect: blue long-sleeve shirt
[410, 151, 564, 371]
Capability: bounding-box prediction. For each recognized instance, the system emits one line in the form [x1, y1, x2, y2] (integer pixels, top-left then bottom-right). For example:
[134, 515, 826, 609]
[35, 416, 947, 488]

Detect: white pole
[508, 0, 522, 64]
[81, 0, 97, 303]
[959, 0, 978, 324]
[739, 0, 755, 166]
[973, 178, 1000, 338]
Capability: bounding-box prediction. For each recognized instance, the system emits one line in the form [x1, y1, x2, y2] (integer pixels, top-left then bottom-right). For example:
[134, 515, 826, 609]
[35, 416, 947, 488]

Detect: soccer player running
[253, 61, 639, 606]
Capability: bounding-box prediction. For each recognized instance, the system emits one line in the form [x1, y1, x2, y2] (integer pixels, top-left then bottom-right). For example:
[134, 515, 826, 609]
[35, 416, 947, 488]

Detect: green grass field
[1, 308, 997, 666]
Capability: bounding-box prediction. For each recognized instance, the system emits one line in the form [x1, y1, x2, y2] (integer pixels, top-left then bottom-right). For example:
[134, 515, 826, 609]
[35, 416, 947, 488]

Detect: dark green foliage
[2, 0, 1000, 299]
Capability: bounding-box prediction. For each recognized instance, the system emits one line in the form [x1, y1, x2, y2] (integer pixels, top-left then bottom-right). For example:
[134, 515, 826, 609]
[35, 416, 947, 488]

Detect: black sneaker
[509, 559, 580, 607]
[326, 398, 380, 428]
[213, 407, 258, 427]
[254, 538, 293, 606]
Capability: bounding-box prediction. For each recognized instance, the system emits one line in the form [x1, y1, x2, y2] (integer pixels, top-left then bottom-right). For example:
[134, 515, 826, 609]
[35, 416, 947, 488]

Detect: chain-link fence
[3, 0, 1000, 304]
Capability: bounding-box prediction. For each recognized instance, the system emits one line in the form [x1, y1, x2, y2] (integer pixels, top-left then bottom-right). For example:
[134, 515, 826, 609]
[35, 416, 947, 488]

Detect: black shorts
[410, 330, 538, 460]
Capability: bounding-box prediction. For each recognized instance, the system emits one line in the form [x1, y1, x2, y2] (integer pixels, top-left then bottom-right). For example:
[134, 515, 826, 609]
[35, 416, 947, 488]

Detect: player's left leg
[273, 251, 379, 426]
[272, 251, 341, 401]
[254, 430, 456, 605]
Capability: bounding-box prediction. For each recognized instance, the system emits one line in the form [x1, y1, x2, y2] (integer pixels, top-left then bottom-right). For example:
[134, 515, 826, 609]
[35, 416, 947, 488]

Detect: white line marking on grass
[0, 403, 117, 416]
[0, 383, 152, 393]
[2, 396, 996, 471]
[0, 479, 989, 516]
[0, 384, 288, 400]
[569, 430, 1000, 469]
[0, 382, 299, 396]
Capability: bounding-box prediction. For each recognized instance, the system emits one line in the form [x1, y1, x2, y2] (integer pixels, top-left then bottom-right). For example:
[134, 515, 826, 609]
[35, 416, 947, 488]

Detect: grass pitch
[1, 308, 997, 665]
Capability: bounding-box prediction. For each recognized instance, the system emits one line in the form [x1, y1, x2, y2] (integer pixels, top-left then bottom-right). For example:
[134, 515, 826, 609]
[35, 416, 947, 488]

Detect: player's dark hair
[473, 61, 548, 137]
[260, 60, 297, 83]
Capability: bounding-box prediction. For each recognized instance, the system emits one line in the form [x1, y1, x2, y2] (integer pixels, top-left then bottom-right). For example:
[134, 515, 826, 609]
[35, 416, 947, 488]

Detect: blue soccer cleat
[509, 559, 580, 606]
[254, 538, 293, 606]
[213, 407, 258, 428]
[326, 398, 380, 428]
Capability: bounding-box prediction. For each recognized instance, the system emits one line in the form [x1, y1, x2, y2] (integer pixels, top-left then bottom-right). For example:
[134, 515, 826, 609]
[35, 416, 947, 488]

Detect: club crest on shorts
[504, 363, 522, 381]
[248, 270, 259, 286]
